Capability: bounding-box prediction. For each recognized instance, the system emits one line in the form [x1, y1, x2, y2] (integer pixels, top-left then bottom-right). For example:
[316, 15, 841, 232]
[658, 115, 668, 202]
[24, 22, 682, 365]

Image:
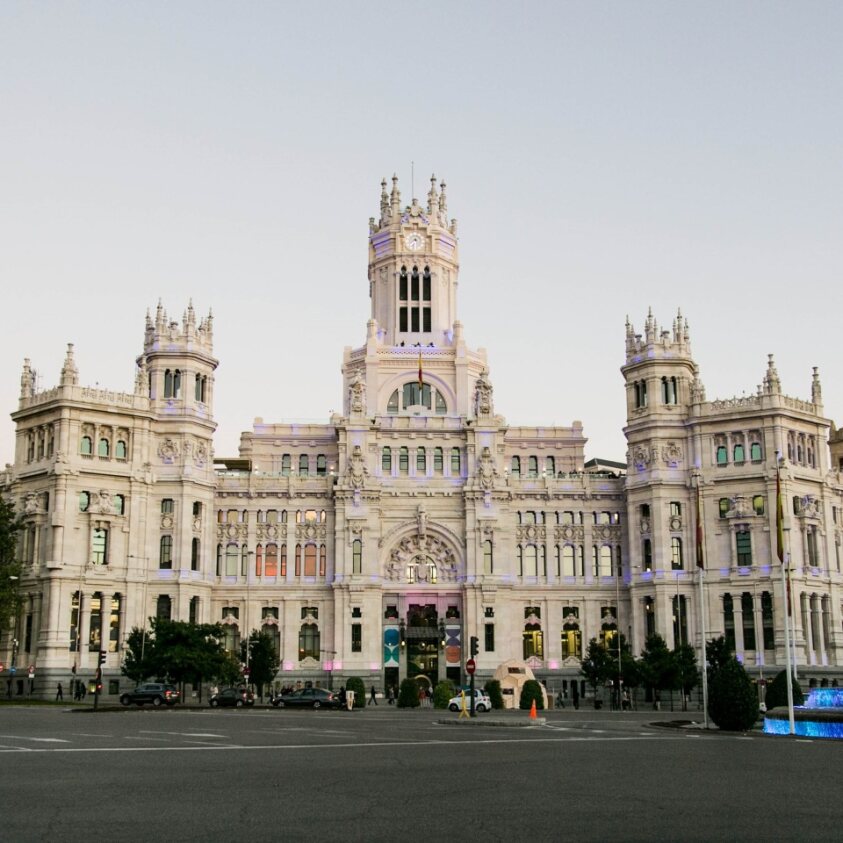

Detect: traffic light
[98, 650, 106, 666]
[470, 636, 479, 657]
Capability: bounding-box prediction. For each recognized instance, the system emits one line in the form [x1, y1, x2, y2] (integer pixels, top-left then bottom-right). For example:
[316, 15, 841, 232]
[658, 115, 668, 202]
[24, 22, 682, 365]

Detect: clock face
[405, 233, 423, 251]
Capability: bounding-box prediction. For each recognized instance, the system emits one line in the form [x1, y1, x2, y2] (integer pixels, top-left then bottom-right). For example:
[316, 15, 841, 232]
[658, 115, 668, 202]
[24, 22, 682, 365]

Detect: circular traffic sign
[466, 658, 476, 675]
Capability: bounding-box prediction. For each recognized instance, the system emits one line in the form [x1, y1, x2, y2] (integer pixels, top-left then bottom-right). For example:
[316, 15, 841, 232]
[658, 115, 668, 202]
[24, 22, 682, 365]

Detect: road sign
[466, 658, 476, 675]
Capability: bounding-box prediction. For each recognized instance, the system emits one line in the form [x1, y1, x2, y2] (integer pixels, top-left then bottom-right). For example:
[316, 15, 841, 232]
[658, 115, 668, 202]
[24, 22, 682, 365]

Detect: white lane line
[0, 734, 688, 754]
[138, 730, 227, 738]
[0, 735, 70, 743]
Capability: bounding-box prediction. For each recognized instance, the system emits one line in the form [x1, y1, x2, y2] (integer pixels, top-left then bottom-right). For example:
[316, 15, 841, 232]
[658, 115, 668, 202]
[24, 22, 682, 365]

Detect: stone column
[814, 594, 827, 666]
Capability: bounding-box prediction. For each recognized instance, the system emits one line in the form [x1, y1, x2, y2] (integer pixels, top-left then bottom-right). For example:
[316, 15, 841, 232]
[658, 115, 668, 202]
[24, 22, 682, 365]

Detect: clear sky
[1, 2, 840, 466]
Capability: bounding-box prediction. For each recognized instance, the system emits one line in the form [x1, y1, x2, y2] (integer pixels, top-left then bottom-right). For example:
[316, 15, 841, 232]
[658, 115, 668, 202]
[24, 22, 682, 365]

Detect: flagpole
[776, 452, 795, 735]
[695, 475, 709, 729]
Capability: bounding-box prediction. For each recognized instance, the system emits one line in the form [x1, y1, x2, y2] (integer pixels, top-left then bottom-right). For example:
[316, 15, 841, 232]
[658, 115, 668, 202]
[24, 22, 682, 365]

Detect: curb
[436, 716, 547, 727]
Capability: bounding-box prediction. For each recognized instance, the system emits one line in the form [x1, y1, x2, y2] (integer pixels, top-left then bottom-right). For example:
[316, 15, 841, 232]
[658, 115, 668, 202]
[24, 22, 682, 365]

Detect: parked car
[120, 683, 180, 707]
[448, 688, 491, 712]
[209, 687, 255, 708]
[272, 687, 339, 709]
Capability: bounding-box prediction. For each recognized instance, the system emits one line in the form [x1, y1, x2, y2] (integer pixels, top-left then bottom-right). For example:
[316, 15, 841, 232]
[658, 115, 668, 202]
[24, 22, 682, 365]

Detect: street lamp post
[7, 575, 20, 699]
[615, 559, 622, 711]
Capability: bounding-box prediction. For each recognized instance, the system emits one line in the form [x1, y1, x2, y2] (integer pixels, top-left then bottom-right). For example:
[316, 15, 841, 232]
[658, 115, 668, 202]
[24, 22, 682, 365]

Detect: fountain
[764, 687, 843, 738]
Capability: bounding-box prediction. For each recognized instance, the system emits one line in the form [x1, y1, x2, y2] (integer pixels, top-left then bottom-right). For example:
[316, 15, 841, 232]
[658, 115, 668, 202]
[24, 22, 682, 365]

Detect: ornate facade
[3, 177, 842, 699]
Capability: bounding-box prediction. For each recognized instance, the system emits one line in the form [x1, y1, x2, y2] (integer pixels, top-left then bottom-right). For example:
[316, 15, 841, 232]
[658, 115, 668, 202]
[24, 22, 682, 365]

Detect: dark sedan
[119, 683, 180, 707]
[209, 687, 255, 708]
[272, 688, 339, 709]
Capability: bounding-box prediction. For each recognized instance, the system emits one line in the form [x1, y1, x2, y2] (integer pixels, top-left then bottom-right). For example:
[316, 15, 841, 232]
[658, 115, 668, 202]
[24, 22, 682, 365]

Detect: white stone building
[2, 176, 842, 699]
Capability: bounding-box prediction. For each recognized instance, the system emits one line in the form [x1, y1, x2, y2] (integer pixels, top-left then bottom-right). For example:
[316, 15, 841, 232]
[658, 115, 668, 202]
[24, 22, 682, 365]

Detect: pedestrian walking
[369, 685, 377, 705]
[387, 685, 394, 705]
[55, 682, 63, 702]
[572, 681, 580, 710]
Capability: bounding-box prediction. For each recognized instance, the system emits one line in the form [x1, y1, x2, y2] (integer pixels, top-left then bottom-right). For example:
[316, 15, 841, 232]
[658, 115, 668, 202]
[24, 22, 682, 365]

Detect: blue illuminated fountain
[764, 687, 843, 739]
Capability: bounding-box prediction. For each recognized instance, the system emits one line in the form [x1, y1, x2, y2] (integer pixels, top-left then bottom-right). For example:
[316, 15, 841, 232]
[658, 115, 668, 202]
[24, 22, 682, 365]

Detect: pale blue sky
[1, 2, 840, 465]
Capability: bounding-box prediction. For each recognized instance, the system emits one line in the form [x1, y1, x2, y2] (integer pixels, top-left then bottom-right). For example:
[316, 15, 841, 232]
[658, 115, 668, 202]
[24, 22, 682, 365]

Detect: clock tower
[341, 175, 488, 419]
[368, 174, 460, 347]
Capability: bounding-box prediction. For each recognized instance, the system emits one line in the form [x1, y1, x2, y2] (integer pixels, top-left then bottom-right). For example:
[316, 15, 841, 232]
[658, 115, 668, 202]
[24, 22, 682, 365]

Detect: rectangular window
[411, 308, 420, 332]
[669, 502, 682, 517]
[484, 624, 495, 652]
[304, 544, 317, 577]
[423, 308, 431, 332]
[161, 499, 174, 514]
[159, 535, 173, 569]
[736, 531, 752, 566]
[399, 308, 408, 332]
[92, 529, 108, 566]
[69, 591, 81, 652]
[351, 623, 362, 652]
[108, 594, 120, 653]
[451, 448, 461, 474]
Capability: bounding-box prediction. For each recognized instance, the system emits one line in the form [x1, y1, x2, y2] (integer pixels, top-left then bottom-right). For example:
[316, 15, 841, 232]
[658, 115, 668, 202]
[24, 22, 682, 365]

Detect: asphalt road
[0, 705, 838, 842]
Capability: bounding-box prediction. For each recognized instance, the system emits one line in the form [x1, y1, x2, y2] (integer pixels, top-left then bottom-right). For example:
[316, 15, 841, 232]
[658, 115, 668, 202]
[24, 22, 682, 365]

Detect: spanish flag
[418, 351, 423, 388]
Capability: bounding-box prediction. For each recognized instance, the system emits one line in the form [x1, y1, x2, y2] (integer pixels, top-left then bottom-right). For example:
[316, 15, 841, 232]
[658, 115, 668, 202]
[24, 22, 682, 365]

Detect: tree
[707, 658, 759, 731]
[705, 636, 733, 674]
[433, 679, 456, 709]
[519, 679, 544, 710]
[0, 498, 22, 633]
[345, 676, 366, 709]
[241, 631, 280, 697]
[639, 635, 678, 706]
[483, 679, 504, 710]
[121, 619, 234, 691]
[763, 670, 804, 710]
[673, 643, 700, 709]
[397, 677, 420, 708]
[580, 638, 614, 697]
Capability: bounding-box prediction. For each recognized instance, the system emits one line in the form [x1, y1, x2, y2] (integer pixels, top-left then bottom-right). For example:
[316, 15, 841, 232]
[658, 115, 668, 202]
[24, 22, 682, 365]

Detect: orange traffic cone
[529, 699, 537, 719]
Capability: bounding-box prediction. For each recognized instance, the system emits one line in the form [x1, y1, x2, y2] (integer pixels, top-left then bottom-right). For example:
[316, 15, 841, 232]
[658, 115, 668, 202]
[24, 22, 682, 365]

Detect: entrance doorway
[406, 604, 441, 688]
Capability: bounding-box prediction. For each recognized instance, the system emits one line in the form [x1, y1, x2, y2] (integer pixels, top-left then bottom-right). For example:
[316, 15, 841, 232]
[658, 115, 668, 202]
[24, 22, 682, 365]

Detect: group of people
[55, 680, 88, 701]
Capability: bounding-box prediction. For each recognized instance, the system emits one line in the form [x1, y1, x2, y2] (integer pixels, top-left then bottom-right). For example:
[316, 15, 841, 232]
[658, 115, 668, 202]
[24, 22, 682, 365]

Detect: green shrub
[345, 676, 366, 709]
[433, 680, 456, 709]
[763, 670, 804, 710]
[707, 659, 759, 731]
[397, 677, 421, 708]
[484, 679, 504, 710]
[519, 679, 544, 710]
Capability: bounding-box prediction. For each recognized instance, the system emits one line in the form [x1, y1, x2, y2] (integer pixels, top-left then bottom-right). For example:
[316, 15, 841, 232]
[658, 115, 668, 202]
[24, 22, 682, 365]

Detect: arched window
[294, 543, 302, 576]
[316, 455, 327, 476]
[80, 435, 93, 456]
[417, 446, 426, 473]
[750, 442, 762, 462]
[661, 376, 678, 405]
[642, 538, 653, 571]
[411, 266, 420, 300]
[523, 623, 543, 659]
[752, 495, 765, 516]
[634, 380, 648, 408]
[422, 266, 431, 300]
[161, 498, 174, 514]
[280, 544, 288, 577]
[399, 446, 409, 474]
[265, 544, 278, 577]
[733, 443, 745, 463]
[304, 544, 317, 577]
[115, 440, 127, 460]
[434, 447, 444, 473]
[524, 545, 537, 577]
[600, 545, 612, 576]
[299, 454, 309, 476]
[173, 369, 181, 398]
[736, 531, 752, 566]
[435, 391, 447, 414]
[79, 491, 90, 512]
[511, 456, 521, 477]
[716, 445, 728, 465]
[164, 369, 173, 398]
[281, 454, 291, 476]
[545, 456, 555, 475]
[399, 266, 408, 300]
[387, 390, 399, 414]
[255, 544, 263, 576]
[156, 595, 172, 621]
[562, 545, 575, 577]
[352, 539, 362, 574]
[191, 538, 200, 571]
[298, 623, 320, 660]
[561, 623, 581, 659]
[113, 494, 125, 515]
[719, 498, 730, 518]
[402, 382, 431, 408]
[483, 540, 493, 574]
[527, 456, 539, 478]
[451, 447, 461, 475]
[319, 544, 326, 577]
[159, 535, 173, 569]
[241, 544, 249, 576]
[382, 446, 392, 472]
[216, 544, 222, 576]
[98, 438, 110, 458]
[225, 543, 238, 576]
